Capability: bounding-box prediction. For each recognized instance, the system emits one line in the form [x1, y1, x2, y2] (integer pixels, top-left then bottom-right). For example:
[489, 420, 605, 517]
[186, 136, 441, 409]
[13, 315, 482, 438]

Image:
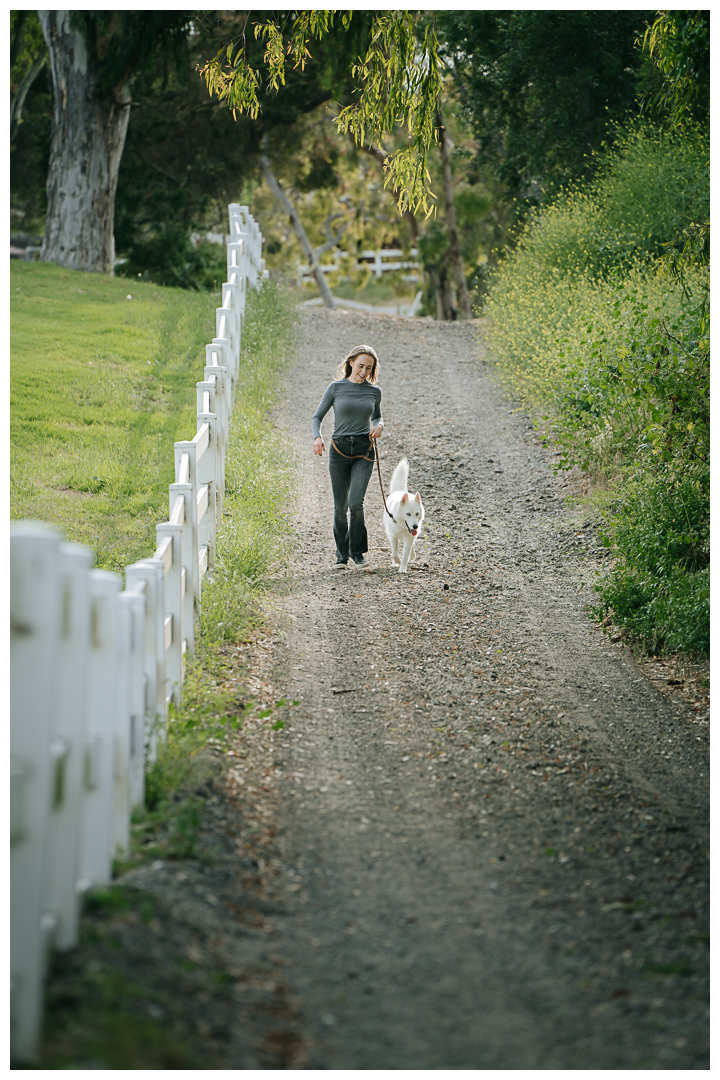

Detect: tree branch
[10, 52, 47, 143]
[260, 154, 335, 308]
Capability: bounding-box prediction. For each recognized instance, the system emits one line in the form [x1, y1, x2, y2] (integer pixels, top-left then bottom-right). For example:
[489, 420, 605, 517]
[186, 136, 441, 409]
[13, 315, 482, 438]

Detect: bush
[484, 120, 709, 658]
[595, 473, 709, 658]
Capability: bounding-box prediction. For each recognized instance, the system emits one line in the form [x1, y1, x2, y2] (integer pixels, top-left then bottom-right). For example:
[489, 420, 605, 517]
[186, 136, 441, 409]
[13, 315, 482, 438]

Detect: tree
[639, 10, 710, 130]
[38, 11, 190, 273]
[113, 10, 375, 289]
[439, 10, 654, 200]
[199, 11, 444, 217]
[436, 101, 472, 320]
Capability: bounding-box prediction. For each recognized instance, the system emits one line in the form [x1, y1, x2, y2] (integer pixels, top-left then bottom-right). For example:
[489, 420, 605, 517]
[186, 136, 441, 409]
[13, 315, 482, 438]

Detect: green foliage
[116, 233, 228, 292]
[200, 11, 444, 217]
[485, 120, 709, 658]
[594, 487, 709, 658]
[486, 125, 709, 403]
[639, 10, 710, 129]
[439, 10, 652, 199]
[11, 11, 51, 233]
[69, 12, 192, 99]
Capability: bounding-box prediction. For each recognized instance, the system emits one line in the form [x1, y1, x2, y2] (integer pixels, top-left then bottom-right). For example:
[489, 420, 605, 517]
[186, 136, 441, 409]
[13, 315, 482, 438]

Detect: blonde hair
[336, 344, 380, 383]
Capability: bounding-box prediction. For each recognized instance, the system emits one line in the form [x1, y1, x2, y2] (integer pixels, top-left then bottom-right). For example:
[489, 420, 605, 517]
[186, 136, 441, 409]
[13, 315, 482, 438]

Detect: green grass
[11, 261, 298, 850]
[11, 261, 218, 572]
[13, 265, 299, 1066]
[123, 277, 298, 863]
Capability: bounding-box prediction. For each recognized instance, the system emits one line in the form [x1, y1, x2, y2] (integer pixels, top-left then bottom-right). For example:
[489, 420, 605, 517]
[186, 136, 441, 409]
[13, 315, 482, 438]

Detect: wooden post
[112, 596, 132, 857]
[120, 588, 146, 809]
[124, 559, 165, 762]
[45, 541, 94, 953]
[76, 569, 122, 893]
[155, 522, 183, 704]
[436, 102, 473, 321]
[11, 523, 63, 1062]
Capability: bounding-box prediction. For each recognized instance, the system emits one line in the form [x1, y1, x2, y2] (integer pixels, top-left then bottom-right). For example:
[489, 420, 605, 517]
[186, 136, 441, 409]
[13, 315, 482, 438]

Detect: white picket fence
[10, 204, 266, 1063]
[297, 247, 421, 284]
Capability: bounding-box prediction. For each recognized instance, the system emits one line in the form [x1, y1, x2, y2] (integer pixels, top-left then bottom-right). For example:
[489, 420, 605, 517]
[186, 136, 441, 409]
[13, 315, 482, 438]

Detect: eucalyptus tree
[37, 11, 190, 273]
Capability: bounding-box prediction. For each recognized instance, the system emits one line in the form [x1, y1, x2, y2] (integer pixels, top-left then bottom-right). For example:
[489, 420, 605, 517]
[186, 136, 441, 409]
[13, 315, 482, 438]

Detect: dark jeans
[328, 435, 375, 561]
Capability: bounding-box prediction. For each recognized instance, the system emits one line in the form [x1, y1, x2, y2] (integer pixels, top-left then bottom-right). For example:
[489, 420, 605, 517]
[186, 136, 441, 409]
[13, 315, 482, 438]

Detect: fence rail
[10, 203, 266, 1063]
[297, 247, 420, 285]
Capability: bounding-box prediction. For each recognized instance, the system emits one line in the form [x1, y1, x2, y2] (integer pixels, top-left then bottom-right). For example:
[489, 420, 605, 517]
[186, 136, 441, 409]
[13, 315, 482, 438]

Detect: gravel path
[40, 309, 708, 1068]
[259, 309, 709, 1069]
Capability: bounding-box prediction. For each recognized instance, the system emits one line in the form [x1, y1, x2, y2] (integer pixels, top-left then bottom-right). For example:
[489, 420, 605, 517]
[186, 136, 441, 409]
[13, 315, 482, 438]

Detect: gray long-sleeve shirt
[311, 379, 383, 439]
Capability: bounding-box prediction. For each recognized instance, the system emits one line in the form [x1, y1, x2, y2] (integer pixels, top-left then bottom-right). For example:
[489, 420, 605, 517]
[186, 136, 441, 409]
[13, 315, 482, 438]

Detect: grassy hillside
[11, 262, 218, 571]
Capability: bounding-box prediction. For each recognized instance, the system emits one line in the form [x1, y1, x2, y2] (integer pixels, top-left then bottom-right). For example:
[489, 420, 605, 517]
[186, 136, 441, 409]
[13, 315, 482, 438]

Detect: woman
[312, 344, 384, 569]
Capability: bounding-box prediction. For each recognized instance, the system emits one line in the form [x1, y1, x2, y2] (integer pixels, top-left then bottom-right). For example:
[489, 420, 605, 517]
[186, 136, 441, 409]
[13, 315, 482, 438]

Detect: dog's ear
[401, 492, 408, 504]
[415, 491, 422, 503]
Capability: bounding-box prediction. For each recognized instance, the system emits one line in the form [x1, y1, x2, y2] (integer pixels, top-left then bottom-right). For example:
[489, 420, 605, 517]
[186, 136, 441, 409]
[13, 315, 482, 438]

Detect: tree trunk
[39, 11, 131, 273]
[428, 265, 456, 321]
[261, 154, 335, 309]
[436, 102, 473, 321]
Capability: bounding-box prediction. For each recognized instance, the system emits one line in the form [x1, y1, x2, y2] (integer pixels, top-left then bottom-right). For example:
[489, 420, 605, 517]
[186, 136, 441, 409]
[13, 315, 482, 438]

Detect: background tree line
[12, 9, 657, 313]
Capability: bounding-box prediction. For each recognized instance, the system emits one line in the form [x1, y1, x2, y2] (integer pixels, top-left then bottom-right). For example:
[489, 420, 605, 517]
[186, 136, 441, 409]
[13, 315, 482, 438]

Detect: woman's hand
[369, 425, 383, 440]
[313, 436, 325, 456]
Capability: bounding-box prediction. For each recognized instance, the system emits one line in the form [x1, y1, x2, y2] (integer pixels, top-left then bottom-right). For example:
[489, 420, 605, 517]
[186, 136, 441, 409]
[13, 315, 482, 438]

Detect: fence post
[156, 520, 183, 703]
[214, 306, 236, 388]
[168, 481, 195, 661]
[76, 569, 122, 892]
[120, 588, 146, 810]
[196, 414, 218, 570]
[173, 441, 201, 596]
[202, 364, 228, 511]
[10, 523, 62, 1062]
[112, 596, 132, 857]
[206, 340, 230, 424]
[44, 541, 94, 953]
[124, 559, 166, 763]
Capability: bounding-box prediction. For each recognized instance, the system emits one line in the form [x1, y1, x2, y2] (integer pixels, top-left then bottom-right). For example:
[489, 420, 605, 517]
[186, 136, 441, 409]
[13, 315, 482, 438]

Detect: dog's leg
[399, 538, 413, 573]
[390, 534, 400, 567]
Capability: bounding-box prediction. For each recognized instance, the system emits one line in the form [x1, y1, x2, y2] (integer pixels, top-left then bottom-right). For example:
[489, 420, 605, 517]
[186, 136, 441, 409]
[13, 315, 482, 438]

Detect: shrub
[484, 120, 709, 658]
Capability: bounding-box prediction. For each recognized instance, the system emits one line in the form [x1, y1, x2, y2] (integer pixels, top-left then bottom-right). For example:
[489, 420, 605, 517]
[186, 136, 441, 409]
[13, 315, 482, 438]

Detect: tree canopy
[199, 11, 444, 216]
[438, 10, 654, 199]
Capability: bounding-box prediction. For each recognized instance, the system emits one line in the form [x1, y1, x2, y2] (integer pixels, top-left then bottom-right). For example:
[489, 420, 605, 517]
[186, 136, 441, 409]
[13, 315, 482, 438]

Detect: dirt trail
[43, 309, 707, 1068]
[255, 310, 709, 1069]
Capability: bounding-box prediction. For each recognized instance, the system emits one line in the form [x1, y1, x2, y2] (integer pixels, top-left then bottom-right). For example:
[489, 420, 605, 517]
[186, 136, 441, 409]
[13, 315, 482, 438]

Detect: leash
[371, 436, 396, 523]
[330, 436, 396, 523]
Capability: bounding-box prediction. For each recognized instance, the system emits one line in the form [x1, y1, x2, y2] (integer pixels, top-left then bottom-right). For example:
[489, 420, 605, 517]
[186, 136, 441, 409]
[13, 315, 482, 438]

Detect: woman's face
[348, 354, 375, 383]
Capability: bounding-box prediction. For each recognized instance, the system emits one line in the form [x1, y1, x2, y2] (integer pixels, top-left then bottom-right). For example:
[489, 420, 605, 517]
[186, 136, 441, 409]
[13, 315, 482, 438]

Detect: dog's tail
[389, 457, 409, 494]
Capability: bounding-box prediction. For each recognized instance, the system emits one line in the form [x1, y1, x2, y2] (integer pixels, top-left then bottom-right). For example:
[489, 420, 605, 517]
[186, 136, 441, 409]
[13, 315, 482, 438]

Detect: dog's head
[400, 491, 424, 536]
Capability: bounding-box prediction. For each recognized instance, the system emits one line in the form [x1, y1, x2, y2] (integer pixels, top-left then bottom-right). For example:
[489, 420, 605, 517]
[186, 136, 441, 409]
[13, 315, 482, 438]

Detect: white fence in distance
[10, 203, 266, 1063]
[297, 247, 421, 284]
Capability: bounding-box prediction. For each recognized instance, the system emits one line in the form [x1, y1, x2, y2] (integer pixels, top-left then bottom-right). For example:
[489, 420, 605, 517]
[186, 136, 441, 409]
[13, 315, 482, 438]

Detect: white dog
[383, 457, 425, 573]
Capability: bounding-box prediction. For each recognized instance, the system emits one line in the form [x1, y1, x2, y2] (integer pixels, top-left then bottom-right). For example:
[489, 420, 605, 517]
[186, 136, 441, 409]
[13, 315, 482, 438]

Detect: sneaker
[352, 556, 371, 570]
[331, 559, 348, 570]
